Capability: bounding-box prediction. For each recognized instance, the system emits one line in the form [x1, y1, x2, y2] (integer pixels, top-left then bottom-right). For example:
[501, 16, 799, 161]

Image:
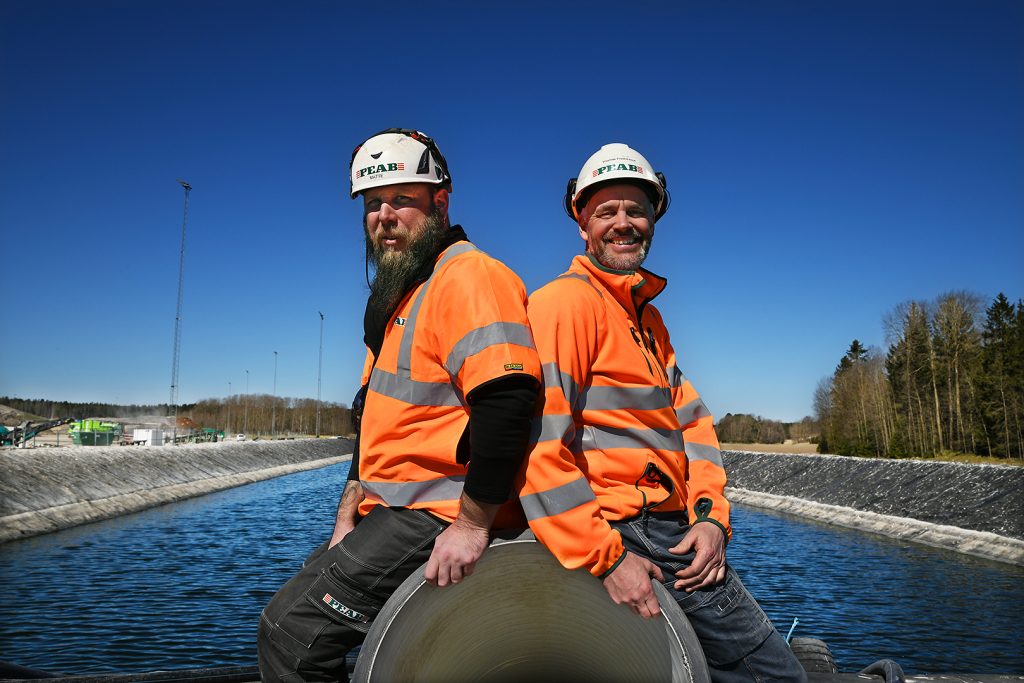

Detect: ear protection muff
[563, 177, 579, 220]
[654, 172, 670, 220]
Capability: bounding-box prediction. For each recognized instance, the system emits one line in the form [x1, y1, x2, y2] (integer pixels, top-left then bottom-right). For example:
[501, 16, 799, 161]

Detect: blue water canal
[1, 462, 1022, 675]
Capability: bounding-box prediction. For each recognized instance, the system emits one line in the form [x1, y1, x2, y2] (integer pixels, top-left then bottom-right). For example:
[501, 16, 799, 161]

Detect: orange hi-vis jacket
[518, 254, 730, 578]
[357, 240, 542, 525]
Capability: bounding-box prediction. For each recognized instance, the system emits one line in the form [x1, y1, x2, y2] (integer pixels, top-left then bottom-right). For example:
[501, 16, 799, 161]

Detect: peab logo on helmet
[591, 163, 644, 178]
[355, 162, 406, 179]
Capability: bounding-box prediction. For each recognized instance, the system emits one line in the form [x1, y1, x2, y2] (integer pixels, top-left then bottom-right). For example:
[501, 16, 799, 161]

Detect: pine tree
[979, 294, 1024, 459]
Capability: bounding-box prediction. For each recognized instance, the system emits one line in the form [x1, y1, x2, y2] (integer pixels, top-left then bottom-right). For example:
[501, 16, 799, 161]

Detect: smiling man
[257, 128, 541, 682]
[518, 143, 806, 681]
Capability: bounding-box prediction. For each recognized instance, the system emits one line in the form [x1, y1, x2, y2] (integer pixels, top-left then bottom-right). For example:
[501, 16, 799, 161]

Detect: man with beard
[258, 129, 541, 681]
[518, 143, 806, 681]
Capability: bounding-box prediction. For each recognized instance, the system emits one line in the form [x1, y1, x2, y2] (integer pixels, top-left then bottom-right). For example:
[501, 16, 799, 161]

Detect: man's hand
[328, 480, 364, 548]
[669, 523, 726, 592]
[424, 494, 499, 588]
[602, 551, 664, 619]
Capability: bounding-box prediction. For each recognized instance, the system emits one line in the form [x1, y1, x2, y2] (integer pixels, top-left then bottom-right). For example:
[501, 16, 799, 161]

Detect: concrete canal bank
[2, 442, 1020, 565]
[0, 438, 353, 543]
[723, 450, 1024, 565]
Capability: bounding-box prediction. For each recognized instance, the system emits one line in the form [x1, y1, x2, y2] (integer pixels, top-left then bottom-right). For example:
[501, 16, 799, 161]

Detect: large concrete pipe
[352, 531, 711, 683]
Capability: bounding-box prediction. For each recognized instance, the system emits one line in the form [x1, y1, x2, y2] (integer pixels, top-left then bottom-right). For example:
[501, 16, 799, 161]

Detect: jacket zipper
[635, 300, 669, 384]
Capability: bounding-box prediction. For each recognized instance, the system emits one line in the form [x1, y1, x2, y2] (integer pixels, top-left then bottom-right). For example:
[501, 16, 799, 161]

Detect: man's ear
[577, 211, 589, 243]
[433, 188, 450, 216]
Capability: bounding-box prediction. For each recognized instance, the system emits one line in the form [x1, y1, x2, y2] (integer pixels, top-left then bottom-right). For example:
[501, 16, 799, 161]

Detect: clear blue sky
[1, 1, 1021, 422]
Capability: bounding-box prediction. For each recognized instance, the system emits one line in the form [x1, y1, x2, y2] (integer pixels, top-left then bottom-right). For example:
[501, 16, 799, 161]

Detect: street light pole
[244, 369, 249, 437]
[227, 381, 232, 434]
[272, 351, 278, 438]
[316, 311, 324, 438]
[169, 179, 191, 445]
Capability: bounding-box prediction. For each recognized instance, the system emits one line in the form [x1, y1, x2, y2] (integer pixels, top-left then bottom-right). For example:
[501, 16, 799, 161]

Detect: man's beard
[592, 229, 653, 272]
[365, 210, 447, 319]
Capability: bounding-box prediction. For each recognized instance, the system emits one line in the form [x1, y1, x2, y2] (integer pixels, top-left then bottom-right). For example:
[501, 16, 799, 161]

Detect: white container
[132, 428, 164, 446]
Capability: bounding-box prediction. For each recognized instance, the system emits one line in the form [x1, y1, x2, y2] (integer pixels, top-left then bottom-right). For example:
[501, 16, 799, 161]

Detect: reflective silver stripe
[368, 368, 461, 407]
[520, 477, 596, 521]
[555, 271, 601, 295]
[397, 242, 478, 375]
[542, 362, 579, 408]
[581, 384, 672, 412]
[360, 476, 465, 507]
[578, 424, 684, 452]
[445, 322, 536, 376]
[684, 441, 724, 467]
[668, 365, 686, 388]
[396, 280, 430, 374]
[529, 413, 574, 445]
[676, 398, 711, 427]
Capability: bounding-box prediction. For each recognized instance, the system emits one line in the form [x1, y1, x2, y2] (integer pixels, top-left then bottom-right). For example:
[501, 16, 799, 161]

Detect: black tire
[789, 637, 839, 674]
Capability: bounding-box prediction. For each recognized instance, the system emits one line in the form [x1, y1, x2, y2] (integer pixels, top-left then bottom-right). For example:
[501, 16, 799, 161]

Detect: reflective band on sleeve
[397, 242, 478, 374]
[528, 413, 574, 445]
[369, 368, 462, 406]
[361, 476, 466, 507]
[445, 322, 536, 376]
[580, 384, 673, 412]
[578, 424, 684, 453]
[676, 398, 711, 427]
[668, 365, 686, 388]
[684, 441, 724, 467]
[555, 272, 597, 290]
[520, 477, 597, 521]
[542, 362, 580, 408]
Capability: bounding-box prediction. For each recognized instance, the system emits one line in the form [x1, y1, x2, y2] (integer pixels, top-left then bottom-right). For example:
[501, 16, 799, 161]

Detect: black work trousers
[257, 505, 447, 682]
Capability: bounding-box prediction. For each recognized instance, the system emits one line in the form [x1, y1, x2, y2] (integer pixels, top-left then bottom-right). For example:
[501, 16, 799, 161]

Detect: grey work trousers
[612, 512, 808, 683]
[257, 505, 447, 682]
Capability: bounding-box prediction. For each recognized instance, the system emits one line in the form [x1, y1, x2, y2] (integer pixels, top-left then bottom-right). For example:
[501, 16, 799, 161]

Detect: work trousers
[612, 512, 808, 683]
[257, 505, 447, 682]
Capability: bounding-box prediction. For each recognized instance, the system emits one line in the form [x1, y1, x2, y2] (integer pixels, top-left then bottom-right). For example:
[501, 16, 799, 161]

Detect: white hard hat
[564, 143, 669, 221]
[349, 128, 452, 199]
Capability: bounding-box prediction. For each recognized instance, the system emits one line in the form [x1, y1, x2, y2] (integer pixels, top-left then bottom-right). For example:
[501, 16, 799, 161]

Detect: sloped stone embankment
[0, 438, 353, 543]
[722, 450, 1024, 565]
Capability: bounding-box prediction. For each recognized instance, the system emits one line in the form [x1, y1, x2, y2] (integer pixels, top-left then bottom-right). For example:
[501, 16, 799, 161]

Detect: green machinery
[0, 418, 76, 447]
[68, 419, 123, 446]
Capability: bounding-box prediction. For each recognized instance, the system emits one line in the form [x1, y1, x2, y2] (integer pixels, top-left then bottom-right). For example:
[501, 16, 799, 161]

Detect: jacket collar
[569, 253, 667, 313]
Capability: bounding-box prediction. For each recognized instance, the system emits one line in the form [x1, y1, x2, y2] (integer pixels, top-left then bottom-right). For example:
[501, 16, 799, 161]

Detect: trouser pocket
[611, 514, 775, 668]
[673, 567, 774, 667]
[259, 560, 364, 680]
[333, 505, 448, 596]
[258, 505, 447, 678]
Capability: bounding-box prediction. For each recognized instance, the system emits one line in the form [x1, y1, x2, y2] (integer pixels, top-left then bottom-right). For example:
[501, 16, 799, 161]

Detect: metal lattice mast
[170, 180, 191, 444]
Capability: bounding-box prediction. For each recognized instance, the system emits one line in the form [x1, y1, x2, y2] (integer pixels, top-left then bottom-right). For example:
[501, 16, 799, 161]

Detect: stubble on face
[590, 228, 653, 271]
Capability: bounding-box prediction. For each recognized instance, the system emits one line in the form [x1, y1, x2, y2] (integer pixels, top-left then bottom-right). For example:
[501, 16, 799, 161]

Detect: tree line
[815, 292, 1023, 459]
[1, 397, 169, 421]
[188, 394, 353, 437]
[715, 413, 820, 444]
[1, 395, 353, 437]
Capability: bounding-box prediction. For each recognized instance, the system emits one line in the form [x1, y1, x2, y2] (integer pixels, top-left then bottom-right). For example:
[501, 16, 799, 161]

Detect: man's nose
[378, 201, 398, 224]
[612, 208, 632, 230]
